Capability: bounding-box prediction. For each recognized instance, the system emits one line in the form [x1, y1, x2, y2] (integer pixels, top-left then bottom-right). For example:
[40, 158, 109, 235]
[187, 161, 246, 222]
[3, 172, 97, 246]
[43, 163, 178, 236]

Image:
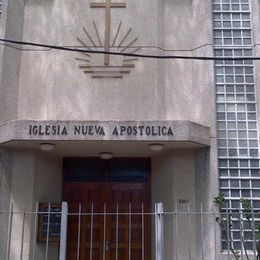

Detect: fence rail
[1, 202, 260, 260]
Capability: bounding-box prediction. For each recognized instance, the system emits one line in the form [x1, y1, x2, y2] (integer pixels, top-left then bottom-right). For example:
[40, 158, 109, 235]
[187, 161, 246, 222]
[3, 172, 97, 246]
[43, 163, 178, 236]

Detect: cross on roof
[90, 0, 126, 65]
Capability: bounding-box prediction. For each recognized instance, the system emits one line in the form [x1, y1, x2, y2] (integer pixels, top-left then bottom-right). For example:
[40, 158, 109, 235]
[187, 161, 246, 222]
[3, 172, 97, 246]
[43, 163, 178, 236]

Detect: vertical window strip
[0, 0, 3, 15]
[213, 0, 260, 250]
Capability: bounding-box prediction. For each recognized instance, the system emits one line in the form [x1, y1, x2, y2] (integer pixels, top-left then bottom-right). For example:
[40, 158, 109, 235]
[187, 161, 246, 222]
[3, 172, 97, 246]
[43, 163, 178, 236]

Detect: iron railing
[1, 202, 260, 260]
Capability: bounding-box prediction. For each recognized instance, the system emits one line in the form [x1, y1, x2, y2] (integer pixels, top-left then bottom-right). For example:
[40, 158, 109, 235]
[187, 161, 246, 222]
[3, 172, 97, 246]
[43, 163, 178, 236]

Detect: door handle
[105, 240, 110, 251]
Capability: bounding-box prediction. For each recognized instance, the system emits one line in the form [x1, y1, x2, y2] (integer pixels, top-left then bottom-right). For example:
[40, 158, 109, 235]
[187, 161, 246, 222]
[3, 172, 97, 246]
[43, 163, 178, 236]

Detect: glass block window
[213, 0, 260, 250]
[0, 0, 3, 15]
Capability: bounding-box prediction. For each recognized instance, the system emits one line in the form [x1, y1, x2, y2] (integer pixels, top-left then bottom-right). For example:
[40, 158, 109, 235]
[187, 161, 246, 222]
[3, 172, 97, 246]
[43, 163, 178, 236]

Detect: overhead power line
[0, 38, 260, 61]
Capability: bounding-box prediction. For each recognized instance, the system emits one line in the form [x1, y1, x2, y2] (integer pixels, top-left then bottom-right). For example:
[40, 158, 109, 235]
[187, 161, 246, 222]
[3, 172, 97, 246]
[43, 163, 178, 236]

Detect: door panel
[107, 183, 150, 260]
[62, 158, 151, 260]
[64, 183, 107, 260]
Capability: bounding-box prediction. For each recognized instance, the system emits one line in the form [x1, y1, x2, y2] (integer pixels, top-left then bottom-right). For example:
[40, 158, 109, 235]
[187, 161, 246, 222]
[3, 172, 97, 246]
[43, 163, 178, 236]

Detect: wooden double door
[62, 158, 151, 260]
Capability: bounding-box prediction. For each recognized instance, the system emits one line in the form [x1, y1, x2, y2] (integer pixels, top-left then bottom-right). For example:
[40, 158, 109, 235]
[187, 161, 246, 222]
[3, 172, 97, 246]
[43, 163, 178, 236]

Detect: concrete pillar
[0, 148, 13, 259]
[33, 153, 62, 260]
[9, 151, 36, 260]
[194, 144, 219, 260]
[7, 151, 62, 260]
[152, 150, 199, 260]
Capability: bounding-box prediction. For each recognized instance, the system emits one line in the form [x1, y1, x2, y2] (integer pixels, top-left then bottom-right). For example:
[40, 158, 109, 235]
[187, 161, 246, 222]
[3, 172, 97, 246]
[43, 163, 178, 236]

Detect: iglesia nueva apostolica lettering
[29, 124, 174, 137]
[110, 125, 173, 136]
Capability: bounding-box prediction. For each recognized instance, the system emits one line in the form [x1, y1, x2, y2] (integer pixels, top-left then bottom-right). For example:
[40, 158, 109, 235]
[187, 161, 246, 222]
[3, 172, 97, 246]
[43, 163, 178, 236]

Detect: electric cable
[0, 42, 214, 52]
[0, 38, 259, 61]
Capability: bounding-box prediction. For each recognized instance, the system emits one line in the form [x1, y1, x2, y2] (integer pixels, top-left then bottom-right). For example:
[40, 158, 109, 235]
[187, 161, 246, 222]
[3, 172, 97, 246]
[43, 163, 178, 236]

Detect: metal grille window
[213, 0, 260, 250]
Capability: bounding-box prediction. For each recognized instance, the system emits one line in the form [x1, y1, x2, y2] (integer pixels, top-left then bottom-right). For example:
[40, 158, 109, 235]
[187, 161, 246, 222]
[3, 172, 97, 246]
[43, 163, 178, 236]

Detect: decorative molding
[76, 0, 139, 79]
[0, 120, 210, 146]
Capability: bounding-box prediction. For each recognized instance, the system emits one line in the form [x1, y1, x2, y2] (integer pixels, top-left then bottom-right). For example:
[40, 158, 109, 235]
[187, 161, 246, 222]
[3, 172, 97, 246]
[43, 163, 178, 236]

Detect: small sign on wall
[38, 203, 62, 243]
[178, 199, 190, 205]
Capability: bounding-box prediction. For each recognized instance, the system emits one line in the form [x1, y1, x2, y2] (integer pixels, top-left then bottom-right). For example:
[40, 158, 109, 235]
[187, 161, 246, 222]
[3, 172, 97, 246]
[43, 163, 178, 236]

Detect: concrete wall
[151, 152, 174, 260]
[195, 146, 220, 260]
[0, 0, 218, 258]
[152, 149, 206, 260]
[3, 148, 214, 260]
[151, 146, 219, 260]
[0, 0, 25, 123]
[0, 148, 13, 259]
[4, 151, 62, 260]
[17, 0, 160, 120]
[33, 153, 62, 260]
[9, 151, 36, 260]
[158, 0, 215, 128]
[15, 0, 215, 127]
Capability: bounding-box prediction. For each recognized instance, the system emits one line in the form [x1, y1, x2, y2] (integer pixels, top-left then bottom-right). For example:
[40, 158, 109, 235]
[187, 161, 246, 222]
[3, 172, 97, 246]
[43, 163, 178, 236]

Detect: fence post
[59, 202, 68, 260]
[5, 203, 13, 260]
[155, 203, 164, 260]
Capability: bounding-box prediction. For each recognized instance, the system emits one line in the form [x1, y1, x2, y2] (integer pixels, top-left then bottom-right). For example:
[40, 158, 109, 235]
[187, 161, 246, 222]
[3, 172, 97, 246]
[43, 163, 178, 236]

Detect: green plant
[240, 198, 260, 260]
[213, 194, 240, 259]
[213, 194, 260, 260]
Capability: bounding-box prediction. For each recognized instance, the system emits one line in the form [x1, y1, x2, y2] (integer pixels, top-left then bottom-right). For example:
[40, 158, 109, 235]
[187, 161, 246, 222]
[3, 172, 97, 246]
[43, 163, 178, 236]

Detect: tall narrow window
[213, 0, 260, 250]
[0, 0, 3, 16]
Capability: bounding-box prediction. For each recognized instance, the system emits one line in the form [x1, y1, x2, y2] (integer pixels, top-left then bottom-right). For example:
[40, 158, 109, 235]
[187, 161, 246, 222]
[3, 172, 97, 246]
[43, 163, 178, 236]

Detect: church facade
[0, 0, 259, 259]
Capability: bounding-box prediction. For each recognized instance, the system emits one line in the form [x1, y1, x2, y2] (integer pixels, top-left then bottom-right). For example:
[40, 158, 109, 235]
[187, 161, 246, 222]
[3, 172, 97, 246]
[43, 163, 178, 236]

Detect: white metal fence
[1, 202, 260, 260]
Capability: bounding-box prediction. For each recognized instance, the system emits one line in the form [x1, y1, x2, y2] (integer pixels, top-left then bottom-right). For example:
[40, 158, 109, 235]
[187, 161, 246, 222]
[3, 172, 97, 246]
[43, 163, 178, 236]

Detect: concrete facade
[0, 0, 259, 259]
[0, 0, 216, 259]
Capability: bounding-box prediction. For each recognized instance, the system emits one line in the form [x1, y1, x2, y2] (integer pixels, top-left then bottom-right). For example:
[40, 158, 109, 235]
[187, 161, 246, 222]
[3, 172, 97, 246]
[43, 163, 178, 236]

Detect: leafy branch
[213, 194, 260, 259]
